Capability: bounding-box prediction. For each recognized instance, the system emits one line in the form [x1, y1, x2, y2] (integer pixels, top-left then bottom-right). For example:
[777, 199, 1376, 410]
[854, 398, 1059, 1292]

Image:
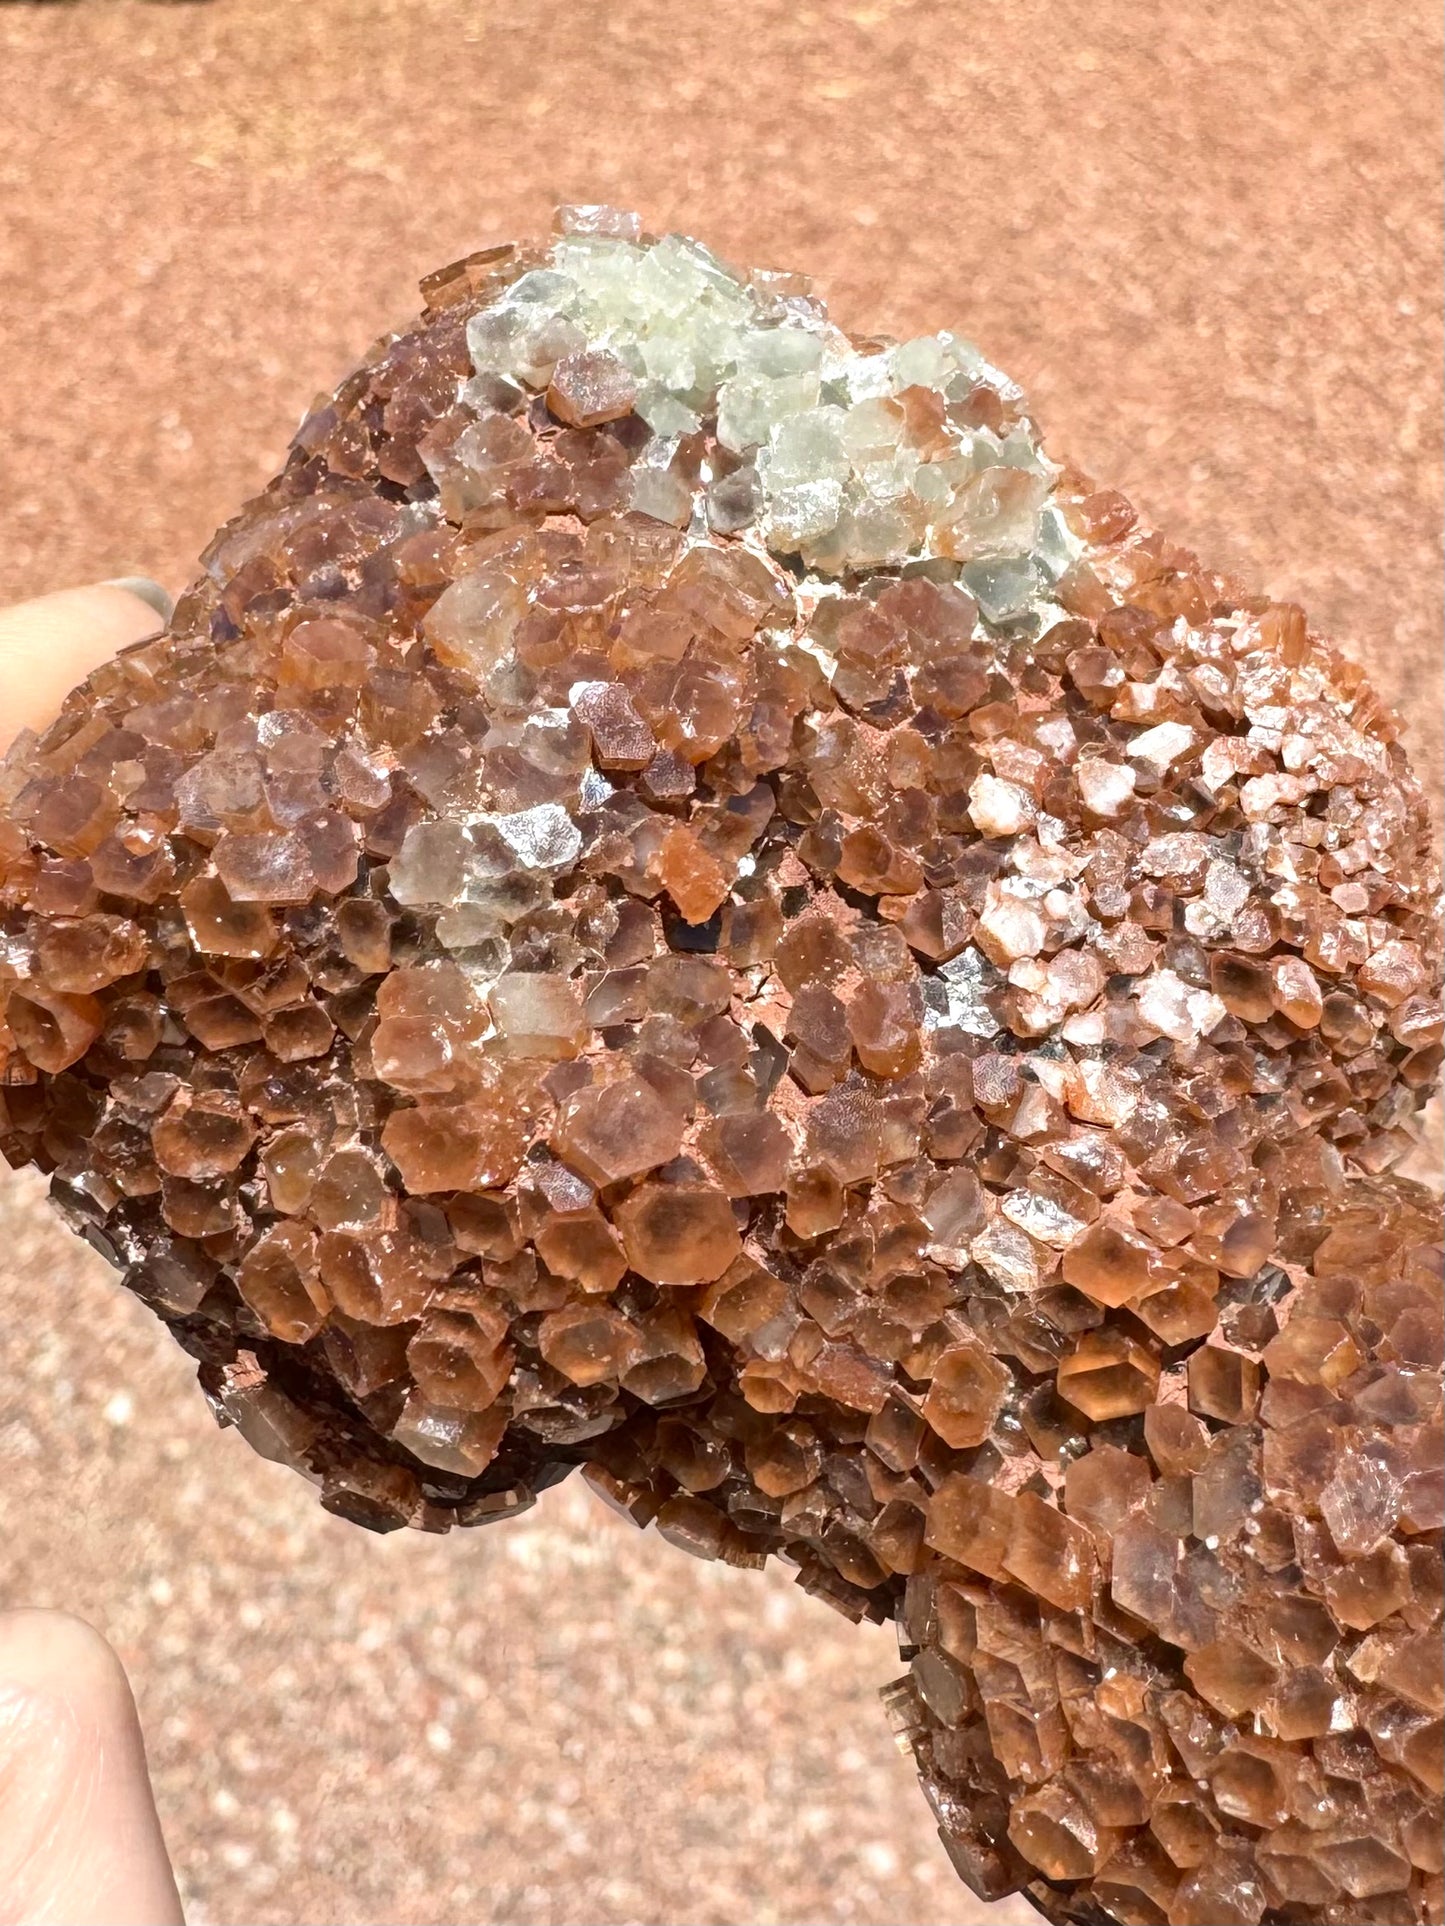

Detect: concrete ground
[0, 2, 1438, 1921]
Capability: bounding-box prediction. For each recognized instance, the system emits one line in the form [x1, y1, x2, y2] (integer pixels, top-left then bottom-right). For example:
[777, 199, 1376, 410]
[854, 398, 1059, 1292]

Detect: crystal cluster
[1, 209, 1440, 1926]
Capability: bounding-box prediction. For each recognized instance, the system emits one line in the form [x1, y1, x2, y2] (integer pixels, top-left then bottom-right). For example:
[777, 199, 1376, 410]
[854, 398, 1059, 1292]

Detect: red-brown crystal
[1, 219, 1440, 1926]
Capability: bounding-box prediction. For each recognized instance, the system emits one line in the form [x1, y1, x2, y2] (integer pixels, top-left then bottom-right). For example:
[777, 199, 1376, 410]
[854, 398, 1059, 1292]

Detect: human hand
[1, 579, 184, 1926]
[0, 580, 172, 752]
[0, 1611, 184, 1926]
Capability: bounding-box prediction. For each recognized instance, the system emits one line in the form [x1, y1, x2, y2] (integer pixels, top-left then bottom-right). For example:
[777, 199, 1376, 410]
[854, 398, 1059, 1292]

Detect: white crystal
[716, 372, 820, 452]
[842, 397, 904, 461]
[889, 335, 953, 390]
[1203, 858, 1252, 918]
[630, 465, 693, 526]
[839, 497, 917, 568]
[926, 947, 1004, 1038]
[467, 303, 585, 387]
[962, 557, 1044, 625]
[978, 886, 1047, 962]
[764, 478, 843, 549]
[970, 1218, 1040, 1292]
[1134, 970, 1227, 1044]
[968, 773, 1036, 839]
[452, 213, 1071, 594]
[388, 820, 471, 907]
[1129, 721, 1198, 775]
[1076, 757, 1136, 818]
[763, 406, 850, 486]
[635, 383, 701, 436]
[637, 329, 697, 393]
[490, 804, 583, 871]
[1033, 502, 1082, 581]
[435, 900, 506, 951]
[737, 326, 823, 378]
[1001, 1187, 1086, 1248]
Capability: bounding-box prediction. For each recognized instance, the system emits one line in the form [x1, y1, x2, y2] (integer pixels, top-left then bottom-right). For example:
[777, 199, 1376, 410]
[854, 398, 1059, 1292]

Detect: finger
[0, 1610, 184, 1926]
[0, 582, 173, 752]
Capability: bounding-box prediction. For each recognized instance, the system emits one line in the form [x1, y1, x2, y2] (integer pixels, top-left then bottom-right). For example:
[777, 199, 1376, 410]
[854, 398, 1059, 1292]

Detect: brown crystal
[922, 1342, 1010, 1448]
[2, 213, 1440, 1926]
[614, 1179, 742, 1285]
[546, 349, 637, 428]
[1057, 1329, 1162, 1420]
[1061, 1219, 1155, 1308]
[552, 1072, 685, 1186]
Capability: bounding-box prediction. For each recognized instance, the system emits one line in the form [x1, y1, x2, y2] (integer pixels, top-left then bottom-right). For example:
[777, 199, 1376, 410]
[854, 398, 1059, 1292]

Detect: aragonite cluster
[2, 208, 1441, 1926]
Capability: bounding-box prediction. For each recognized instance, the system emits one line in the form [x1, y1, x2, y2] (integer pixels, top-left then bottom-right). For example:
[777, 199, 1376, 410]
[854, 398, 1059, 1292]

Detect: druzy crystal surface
[2, 208, 1442, 1926]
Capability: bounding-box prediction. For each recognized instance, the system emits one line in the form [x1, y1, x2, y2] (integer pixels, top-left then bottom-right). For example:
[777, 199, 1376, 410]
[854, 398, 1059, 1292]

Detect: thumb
[0, 1611, 183, 1926]
[0, 581, 173, 752]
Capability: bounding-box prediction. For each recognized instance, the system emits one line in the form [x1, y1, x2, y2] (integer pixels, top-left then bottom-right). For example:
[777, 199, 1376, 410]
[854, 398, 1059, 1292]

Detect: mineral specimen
[2, 207, 1441, 1926]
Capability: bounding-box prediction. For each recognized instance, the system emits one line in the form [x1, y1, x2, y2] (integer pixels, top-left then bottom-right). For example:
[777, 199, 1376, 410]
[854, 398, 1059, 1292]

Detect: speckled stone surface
[0, 4, 1438, 1925]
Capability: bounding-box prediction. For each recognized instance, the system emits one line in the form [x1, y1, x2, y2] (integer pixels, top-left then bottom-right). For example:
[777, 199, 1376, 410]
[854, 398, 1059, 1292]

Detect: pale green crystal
[460, 211, 1075, 607]
[716, 372, 820, 453]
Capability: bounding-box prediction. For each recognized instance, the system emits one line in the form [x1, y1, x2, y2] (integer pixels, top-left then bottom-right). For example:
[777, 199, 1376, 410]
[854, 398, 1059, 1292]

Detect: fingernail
[104, 577, 175, 624]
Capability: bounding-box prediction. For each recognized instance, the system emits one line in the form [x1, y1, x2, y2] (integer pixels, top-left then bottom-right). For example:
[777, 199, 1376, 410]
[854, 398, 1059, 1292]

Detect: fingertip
[0, 1609, 144, 1747]
[0, 1608, 184, 1926]
[0, 583, 172, 750]
[103, 578, 176, 626]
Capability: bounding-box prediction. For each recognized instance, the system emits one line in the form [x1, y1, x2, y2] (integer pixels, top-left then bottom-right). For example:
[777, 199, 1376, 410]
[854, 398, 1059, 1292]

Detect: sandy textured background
[0, 2, 1439, 1923]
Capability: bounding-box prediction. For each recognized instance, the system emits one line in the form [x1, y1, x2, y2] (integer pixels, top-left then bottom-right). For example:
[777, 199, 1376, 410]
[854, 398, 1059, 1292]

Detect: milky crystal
[2, 208, 1441, 1926]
